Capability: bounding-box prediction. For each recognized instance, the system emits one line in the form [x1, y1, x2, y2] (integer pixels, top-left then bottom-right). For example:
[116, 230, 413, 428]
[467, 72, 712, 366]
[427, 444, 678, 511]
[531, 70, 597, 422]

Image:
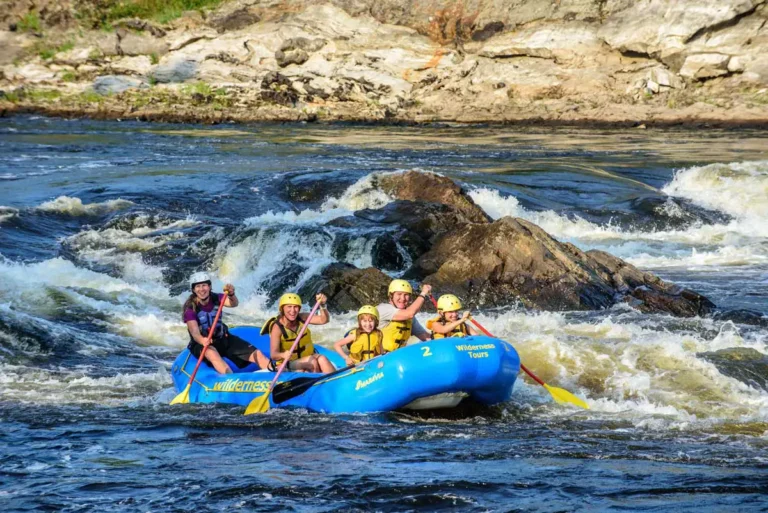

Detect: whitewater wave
[36, 196, 134, 216]
[469, 179, 768, 269]
[0, 363, 170, 405]
[662, 160, 768, 220]
[0, 207, 18, 225]
[467, 308, 768, 425]
[245, 173, 393, 226]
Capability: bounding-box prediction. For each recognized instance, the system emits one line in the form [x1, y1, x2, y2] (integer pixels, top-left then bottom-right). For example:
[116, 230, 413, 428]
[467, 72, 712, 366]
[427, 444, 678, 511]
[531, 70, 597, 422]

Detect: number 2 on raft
[421, 346, 433, 357]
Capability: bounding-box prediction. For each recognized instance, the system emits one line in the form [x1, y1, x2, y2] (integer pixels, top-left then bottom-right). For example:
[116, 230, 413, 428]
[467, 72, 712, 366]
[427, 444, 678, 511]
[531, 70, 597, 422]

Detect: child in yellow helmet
[333, 305, 384, 365]
[427, 294, 480, 339]
[261, 292, 335, 373]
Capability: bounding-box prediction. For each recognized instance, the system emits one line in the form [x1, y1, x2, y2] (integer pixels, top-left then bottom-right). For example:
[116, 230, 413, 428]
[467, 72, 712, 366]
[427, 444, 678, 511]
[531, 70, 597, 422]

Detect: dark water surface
[1, 117, 767, 512]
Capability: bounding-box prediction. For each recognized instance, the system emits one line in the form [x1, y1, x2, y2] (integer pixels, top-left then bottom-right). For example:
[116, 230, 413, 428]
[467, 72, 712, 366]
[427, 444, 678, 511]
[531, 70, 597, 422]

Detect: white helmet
[189, 271, 212, 290]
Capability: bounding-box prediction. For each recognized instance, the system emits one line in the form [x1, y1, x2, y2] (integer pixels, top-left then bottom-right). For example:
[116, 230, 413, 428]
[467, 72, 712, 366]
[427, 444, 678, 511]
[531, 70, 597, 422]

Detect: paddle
[244, 298, 323, 415]
[171, 289, 229, 405]
[271, 363, 359, 404]
[429, 295, 589, 409]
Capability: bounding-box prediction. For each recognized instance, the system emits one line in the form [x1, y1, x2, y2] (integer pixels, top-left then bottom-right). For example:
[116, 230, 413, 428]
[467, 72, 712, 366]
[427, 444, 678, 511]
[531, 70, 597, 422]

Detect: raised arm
[222, 284, 239, 308]
[302, 293, 329, 325]
[391, 284, 432, 321]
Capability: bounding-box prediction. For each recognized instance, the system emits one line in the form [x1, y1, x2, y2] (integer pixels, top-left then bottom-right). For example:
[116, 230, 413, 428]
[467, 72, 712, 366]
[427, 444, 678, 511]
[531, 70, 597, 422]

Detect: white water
[36, 196, 134, 215]
[1, 166, 767, 428]
[469, 160, 768, 270]
[245, 173, 393, 226]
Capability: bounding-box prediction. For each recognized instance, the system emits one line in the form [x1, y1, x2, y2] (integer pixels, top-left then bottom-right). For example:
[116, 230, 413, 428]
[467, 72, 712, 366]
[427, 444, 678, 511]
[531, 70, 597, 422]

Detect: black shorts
[188, 334, 259, 369]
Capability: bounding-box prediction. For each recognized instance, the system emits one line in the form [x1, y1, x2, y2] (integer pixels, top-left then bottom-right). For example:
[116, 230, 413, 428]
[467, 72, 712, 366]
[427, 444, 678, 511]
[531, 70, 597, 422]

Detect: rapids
[0, 116, 767, 511]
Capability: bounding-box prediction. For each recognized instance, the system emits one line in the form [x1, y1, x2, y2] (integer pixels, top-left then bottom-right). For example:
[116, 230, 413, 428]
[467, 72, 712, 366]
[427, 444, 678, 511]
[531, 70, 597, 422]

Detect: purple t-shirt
[183, 293, 221, 324]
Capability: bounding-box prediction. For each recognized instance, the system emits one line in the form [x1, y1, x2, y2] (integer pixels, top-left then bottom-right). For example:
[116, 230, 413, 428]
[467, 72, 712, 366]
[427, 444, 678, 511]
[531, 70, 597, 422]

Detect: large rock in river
[299, 263, 392, 313]
[406, 216, 714, 316]
[377, 171, 491, 224]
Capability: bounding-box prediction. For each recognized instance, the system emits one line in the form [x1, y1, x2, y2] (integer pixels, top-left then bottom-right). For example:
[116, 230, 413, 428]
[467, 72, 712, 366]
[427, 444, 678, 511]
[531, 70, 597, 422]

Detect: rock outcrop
[320, 170, 715, 317]
[300, 263, 392, 312]
[1, 0, 766, 125]
[405, 216, 713, 315]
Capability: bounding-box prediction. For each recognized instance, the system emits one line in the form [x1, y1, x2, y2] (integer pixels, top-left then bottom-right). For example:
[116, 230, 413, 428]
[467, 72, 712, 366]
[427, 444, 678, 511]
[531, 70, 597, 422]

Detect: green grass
[1, 91, 21, 103]
[26, 89, 62, 102]
[38, 40, 76, 61]
[105, 0, 224, 24]
[61, 71, 77, 82]
[150, 52, 159, 65]
[17, 12, 42, 33]
[79, 91, 105, 103]
[182, 81, 213, 96]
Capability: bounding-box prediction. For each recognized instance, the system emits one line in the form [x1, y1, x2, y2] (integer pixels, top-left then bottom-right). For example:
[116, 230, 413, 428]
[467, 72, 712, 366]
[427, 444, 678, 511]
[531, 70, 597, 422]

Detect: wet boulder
[328, 200, 486, 271]
[355, 200, 479, 248]
[699, 348, 768, 392]
[376, 170, 491, 224]
[299, 263, 391, 313]
[407, 216, 714, 316]
[280, 171, 360, 205]
[587, 250, 715, 316]
[712, 309, 768, 328]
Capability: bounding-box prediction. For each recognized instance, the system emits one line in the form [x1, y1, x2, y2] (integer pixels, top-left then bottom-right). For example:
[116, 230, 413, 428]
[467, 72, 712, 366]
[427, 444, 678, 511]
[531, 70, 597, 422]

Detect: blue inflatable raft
[170, 326, 520, 413]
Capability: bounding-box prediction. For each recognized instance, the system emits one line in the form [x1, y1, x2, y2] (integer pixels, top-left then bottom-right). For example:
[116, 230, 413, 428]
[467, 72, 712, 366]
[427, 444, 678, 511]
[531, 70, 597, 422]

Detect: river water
[1, 116, 767, 512]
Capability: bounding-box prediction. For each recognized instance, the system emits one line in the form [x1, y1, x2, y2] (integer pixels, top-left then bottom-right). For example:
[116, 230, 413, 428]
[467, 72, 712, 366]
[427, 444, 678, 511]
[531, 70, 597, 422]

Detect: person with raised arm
[376, 279, 432, 353]
[261, 292, 335, 373]
[183, 272, 270, 374]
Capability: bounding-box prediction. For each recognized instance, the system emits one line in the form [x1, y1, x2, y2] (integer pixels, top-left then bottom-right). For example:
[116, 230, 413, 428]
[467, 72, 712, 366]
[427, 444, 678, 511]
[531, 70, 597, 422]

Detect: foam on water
[36, 196, 134, 215]
[0, 207, 18, 225]
[0, 362, 170, 404]
[469, 164, 768, 269]
[473, 308, 768, 425]
[662, 160, 768, 220]
[245, 173, 393, 226]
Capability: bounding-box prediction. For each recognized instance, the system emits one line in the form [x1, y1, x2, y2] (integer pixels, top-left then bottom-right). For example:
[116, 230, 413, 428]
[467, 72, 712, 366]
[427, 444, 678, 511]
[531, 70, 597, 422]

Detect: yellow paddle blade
[170, 385, 191, 405]
[544, 384, 589, 409]
[244, 392, 270, 415]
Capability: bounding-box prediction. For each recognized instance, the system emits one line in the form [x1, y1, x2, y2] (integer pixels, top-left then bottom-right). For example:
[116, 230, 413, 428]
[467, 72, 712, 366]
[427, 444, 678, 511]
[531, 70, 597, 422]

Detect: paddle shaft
[428, 295, 546, 386]
[184, 291, 230, 390]
[263, 300, 323, 398]
[272, 363, 356, 404]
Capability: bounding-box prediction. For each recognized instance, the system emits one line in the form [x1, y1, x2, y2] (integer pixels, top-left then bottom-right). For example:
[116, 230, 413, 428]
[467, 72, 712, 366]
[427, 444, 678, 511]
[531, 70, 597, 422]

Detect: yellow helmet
[388, 279, 413, 295]
[437, 294, 462, 312]
[357, 305, 379, 320]
[278, 293, 302, 312]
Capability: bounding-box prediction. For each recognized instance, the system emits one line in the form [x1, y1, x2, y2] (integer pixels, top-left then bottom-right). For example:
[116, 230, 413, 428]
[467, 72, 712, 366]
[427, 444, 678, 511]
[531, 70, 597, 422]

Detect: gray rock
[680, 53, 731, 80]
[117, 29, 169, 57]
[276, 48, 309, 67]
[279, 37, 327, 53]
[92, 75, 146, 95]
[648, 67, 683, 89]
[152, 58, 198, 83]
[275, 37, 326, 67]
[299, 263, 392, 313]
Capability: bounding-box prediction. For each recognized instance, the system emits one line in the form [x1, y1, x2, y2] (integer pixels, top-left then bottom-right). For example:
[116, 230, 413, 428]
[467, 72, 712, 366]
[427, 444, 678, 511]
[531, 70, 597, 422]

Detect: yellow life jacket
[381, 316, 412, 353]
[260, 316, 314, 362]
[346, 329, 383, 363]
[427, 316, 469, 339]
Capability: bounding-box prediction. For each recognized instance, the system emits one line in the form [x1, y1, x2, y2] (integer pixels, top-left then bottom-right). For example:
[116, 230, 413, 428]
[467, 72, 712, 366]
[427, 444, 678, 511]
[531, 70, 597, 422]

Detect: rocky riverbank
[1, 0, 768, 126]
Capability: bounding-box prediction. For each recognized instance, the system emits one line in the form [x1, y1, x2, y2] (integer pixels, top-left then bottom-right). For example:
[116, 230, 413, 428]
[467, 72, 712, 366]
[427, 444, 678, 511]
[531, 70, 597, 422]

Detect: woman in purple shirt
[183, 272, 270, 374]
